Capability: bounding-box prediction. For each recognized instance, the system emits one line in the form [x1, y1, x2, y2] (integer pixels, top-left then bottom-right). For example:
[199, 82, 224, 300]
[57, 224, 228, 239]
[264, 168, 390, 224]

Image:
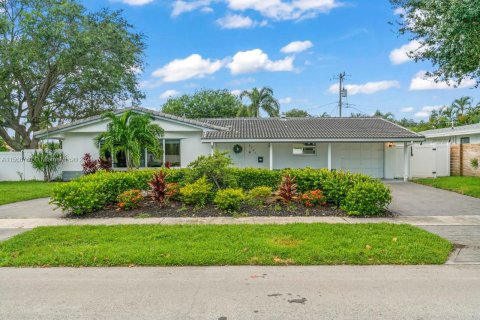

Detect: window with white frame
[293, 143, 316, 155]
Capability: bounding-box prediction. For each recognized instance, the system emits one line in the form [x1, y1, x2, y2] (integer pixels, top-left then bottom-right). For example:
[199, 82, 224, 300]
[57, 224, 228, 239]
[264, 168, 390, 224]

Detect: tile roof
[34, 107, 227, 137]
[201, 117, 424, 141]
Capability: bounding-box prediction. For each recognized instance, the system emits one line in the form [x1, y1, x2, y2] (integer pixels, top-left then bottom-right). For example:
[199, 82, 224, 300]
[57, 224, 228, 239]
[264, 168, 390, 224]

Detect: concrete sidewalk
[1, 215, 480, 229]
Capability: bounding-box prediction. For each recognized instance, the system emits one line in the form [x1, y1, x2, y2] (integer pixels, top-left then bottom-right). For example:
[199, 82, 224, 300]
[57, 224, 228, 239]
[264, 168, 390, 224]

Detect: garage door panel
[335, 143, 384, 178]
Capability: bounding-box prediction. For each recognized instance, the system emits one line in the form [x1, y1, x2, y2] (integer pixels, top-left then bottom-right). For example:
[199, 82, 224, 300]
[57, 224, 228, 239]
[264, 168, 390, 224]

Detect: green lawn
[414, 176, 480, 199]
[0, 223, 452, 267]
[0, 181, 60, 206]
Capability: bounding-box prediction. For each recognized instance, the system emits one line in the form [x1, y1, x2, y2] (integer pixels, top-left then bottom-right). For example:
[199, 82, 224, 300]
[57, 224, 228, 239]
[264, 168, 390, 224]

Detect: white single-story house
[420, 123, 480, 144]
[34, 107, 424, 181]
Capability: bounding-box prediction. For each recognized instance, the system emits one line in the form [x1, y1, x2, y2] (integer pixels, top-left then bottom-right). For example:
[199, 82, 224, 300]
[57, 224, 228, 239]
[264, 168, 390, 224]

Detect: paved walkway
[387, 181, 480, 216]
[0, 198, 62, 219]
[1, 266, 479, 319]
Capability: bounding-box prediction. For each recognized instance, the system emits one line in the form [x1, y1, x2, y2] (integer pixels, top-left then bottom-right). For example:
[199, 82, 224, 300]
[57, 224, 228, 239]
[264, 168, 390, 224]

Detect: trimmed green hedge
[52, 167, 391, 216]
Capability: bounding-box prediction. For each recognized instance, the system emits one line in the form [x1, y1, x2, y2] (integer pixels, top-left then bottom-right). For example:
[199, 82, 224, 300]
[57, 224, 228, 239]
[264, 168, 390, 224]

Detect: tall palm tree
[238, 87, 280, 117]
[373, 110, 395, 121]
[452, 96, 472, 116]
[95, 110, 164, 169]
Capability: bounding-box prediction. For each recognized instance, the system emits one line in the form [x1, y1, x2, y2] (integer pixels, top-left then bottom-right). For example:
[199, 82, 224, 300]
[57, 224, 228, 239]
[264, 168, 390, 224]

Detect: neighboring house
[420, 123, 480, 144]
[34, 107, 424, 181]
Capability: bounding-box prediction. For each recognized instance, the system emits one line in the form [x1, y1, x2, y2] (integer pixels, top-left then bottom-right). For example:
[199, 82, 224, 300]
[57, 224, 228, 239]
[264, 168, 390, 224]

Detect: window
[460, 137, 470, 144]
[146, 139, 181, 168]
[293, 143, 316, 155]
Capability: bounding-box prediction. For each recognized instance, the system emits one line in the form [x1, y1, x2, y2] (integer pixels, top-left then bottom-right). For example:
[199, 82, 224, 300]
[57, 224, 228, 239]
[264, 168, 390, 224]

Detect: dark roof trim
[34, 107, 227, 138]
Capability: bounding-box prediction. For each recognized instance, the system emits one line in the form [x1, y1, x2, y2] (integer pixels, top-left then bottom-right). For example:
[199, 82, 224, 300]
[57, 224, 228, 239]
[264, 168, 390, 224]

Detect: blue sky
[84, 0, 480, 119]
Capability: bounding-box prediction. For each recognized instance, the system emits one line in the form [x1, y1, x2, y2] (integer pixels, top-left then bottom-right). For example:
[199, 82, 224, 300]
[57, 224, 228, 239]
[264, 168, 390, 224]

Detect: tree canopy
[285, 108, 311, 117]
[237, 87, 280, 117]
[161, 89, 242, 119]
[391, 0, 480, 86]
[0, 0, 145, 150]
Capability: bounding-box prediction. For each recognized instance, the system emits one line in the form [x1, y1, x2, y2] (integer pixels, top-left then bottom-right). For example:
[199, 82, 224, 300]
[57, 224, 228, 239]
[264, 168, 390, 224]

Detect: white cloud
[216, 14, 259, 29]
[231, 89, 242, 96]
[389, 40, 422, 65]
[160, 90, 180, 99]
[172, 0, 212, 16]
[117, 0, 154, 5]
[393, 7, 406, 15]
[152, 54, 224, 82]
[201, 6, 214, 13]
[226, 0, 341, 21]
[400, 107, 414, 113]
[409, 71, 476, 91]
[414, 105, 444, 118]
[328, 80, 400, 95]
[279, 97, 292, 104]
[281, 40, 313, 54]
[228, 49, 295, 74]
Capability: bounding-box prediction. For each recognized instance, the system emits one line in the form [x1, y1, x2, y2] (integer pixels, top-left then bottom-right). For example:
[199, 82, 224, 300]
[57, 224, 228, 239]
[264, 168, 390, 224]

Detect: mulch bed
[66, 199, 394, 219]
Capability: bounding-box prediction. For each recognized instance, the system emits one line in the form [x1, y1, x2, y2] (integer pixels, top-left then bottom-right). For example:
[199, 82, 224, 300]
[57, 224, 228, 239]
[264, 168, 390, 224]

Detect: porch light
[387, 142, 395, 148]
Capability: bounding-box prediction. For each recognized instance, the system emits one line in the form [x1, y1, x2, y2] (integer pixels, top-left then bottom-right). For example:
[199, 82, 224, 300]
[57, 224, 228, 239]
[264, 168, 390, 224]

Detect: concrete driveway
[0, 198, 62, 219]
[387, 182, 480, 216]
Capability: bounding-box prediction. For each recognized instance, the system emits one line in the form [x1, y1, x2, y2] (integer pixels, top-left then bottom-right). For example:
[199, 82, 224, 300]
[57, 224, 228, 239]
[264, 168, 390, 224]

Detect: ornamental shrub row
[51, 167, 391, 216]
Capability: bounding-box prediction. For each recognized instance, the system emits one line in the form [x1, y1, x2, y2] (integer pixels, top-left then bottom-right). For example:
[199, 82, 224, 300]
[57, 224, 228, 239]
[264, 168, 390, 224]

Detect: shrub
[341, 181, 392, 216]
[82, 153, 98, 175]
[229, 168, 281, 190]
[214, 188, 246, 213]
[117, 190, 143, 211]
[179, 176, 213, 207]
[148, 170, 170, 204]
[187, 150, 234, 189]
[300, 190, 327, 207]
[247, 186, 273, 206]
[276, 174, 298, 204]
[31, 143, 64, 182]
[471, 158, 479, 170]
[98, 157, 113, 171]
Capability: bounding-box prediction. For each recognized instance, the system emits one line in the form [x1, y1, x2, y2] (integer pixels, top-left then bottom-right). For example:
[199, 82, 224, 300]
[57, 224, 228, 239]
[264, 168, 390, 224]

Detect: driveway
[387, 181, 480, 216]
[0, 198, 62, 219]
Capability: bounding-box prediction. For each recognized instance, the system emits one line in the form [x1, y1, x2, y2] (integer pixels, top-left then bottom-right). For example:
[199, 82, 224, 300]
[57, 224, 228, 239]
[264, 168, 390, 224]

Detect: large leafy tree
[95, 111, 164, 169]
[285, 108, 311, 117]
[161, 89, 242, 119]
[0, 0, 145, 150]
[238, 87, 280, 117]
[391, 0, 480, 86]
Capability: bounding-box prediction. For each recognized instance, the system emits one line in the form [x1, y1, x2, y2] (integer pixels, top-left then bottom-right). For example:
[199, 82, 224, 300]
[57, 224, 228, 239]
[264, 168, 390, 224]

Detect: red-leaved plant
[98, 157, 112, 171]
[276, 174, 298, 203]
[148, 170, 178, 205]
[300, 190, 327, 207]
[82, 153, 98, 175]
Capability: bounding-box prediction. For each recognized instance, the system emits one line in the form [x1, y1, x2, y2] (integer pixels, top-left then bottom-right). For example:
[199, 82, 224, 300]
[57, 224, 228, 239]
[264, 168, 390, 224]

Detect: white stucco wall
[425, 133, 480, 144]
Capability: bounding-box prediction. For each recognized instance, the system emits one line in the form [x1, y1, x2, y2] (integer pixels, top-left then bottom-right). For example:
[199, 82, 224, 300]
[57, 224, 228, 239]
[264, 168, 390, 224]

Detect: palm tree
[95, 110, 164, 169]
[238, 87, 280, 117]
[373, 110, 395, 121]
[451, 96, 472, 124]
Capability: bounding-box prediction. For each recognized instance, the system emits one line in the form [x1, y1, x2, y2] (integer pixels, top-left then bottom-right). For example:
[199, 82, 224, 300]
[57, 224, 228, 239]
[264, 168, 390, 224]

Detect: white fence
[0, 150, 45, 181]
[409, 143, 450, 178]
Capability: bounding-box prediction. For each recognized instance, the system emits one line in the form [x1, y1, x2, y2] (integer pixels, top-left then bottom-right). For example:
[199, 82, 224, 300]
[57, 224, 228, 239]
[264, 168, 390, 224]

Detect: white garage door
[333, 143, 384, 178]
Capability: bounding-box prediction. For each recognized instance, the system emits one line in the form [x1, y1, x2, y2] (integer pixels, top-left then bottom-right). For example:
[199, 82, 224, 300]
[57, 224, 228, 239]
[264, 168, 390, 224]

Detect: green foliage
[414, 177, 480, 199]
[31, 144, 64, 182]
[341, 181, 392, 216]
[161, 89, 242, 118]
[228, 168, 282, 190]
[179, 177, 213, 207]
[214, 188, 246, 213]
[247, 186, 273, 206]
[188, 150, 234, 189]
[470, 158, 478, 170]
[237, 87, 280, 117]
[117, 189, 143, 211]
[391, 0, 480, 86]
[95, 110, 164, 168]
[284, 108, 311, 118]
[0, 0, 145, 150]
[0, 138, 7, 151]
